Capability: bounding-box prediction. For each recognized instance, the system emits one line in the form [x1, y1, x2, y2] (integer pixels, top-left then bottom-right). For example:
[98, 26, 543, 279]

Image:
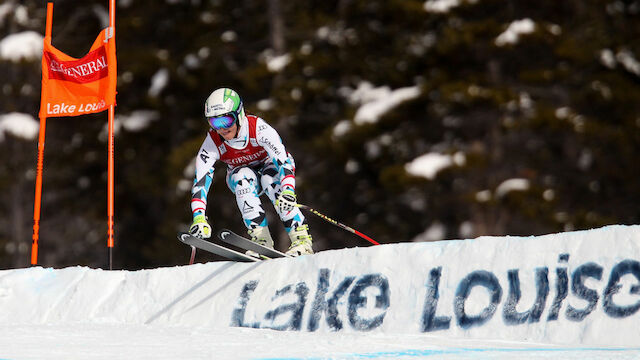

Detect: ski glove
[276, 189, 297, 213]
[190, 214, 212, 239]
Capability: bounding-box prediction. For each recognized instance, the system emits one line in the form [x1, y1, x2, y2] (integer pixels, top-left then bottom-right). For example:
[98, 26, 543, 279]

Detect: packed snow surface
[1, 225, 639, 359]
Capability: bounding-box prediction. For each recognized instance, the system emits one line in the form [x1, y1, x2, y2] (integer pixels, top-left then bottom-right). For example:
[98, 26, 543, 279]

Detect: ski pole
[297, 204, 379, 245]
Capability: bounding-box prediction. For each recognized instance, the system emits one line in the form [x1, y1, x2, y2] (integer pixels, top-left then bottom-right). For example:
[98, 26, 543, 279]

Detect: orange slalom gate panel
[39, 27, 117, 118]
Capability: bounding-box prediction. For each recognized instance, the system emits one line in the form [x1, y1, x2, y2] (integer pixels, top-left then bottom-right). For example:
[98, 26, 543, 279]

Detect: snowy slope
[1, 225, 639, 359]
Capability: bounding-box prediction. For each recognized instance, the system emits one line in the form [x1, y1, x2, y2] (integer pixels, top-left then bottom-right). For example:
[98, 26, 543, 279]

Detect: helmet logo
[207, 103, 226, 113]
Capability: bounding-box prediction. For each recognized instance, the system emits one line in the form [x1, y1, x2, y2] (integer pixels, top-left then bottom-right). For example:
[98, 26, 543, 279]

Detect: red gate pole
[31, 3, 54, 266]
[107, 0, 116, 270]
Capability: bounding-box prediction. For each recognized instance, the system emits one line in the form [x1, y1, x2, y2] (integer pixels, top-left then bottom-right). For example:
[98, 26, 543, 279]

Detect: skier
[188, 88, 313, 256]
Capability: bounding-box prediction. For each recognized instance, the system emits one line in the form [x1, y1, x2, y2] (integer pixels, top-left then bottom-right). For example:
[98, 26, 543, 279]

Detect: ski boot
[246, 226, 274, 258]
[286, 224, 314, 256]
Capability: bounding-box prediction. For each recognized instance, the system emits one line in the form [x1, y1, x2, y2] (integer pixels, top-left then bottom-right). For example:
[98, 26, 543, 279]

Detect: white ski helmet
[204, 88, 247, 129]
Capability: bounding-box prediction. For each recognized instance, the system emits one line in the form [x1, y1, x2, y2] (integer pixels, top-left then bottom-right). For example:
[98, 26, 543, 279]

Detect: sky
[0, 225, 638, 359]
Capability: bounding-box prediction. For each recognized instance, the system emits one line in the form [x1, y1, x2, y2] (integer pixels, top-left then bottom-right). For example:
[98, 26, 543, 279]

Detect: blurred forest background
[0, 0, 638, 270]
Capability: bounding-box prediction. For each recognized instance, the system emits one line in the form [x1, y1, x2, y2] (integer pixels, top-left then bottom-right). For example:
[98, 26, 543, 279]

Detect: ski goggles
[207, 112, 238, 130]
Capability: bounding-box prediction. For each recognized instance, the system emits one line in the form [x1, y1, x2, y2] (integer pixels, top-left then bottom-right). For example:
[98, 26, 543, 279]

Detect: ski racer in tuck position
[188, 88, 313, 256]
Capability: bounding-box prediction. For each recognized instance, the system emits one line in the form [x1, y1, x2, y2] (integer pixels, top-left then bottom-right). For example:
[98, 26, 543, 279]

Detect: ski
[177, 232, 259, 263]
[217, 229, 291, 259]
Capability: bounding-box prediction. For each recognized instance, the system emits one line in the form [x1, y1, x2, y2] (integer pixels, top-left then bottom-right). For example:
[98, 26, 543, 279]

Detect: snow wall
[1, 225, 639, 346]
